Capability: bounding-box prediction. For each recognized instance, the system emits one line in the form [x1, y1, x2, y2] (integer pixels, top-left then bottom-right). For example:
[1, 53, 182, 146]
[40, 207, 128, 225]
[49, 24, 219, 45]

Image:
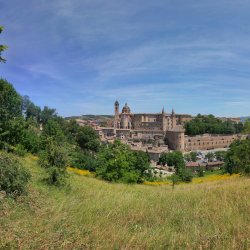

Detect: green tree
[76, 126, 100, 152]
[214, 151, 226, 161]
[39, 141, 69, 186]
[0, 79, 24, 148]
[184, 152, 197, 162]
[0, 79, 22, 123]
[40, 106, 57, 125]
[70, 148, 98, 172]
[0, 26, 8, 63]
[224, 139, 250, 175]
[184, 114, 243, 135]
[41, 119, 66, 147]
[132, 150, 151, 182]
[96, 141, 152, 183]
[205, 152, 215, 162]
[25, 98, 41, 123]
[159, 151, 185, 174]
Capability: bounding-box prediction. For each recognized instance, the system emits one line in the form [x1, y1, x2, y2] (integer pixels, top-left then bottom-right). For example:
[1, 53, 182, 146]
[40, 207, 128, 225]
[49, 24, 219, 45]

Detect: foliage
[41, 119, 66, 148]
[76, 126, 100, 152]
[21, 126, 41, 154]
[185, 114, 243, 135]
[39, 142, 69, 186]
[45, 167, 68, 187]
[0, 26, 8, 63]
[205, 152, 215, 162]
[224, 139, 250, 175]
[0, 151, 31, 197]
[96, 141, 152, 183]
[159, 151, 185, 173]
[179, 168, 194, 182]
[39, 142, 69, 169]
[40, 106, 57, 125]
[159, 151, 193, 182]
[22, 95, 41, 123]
[184, 151, 197, 162]
[64, 119, 79, 143]
[0, 79, 22, 125]
[214, 150, 227, 161]
[242, 119, 250, 134]
[70, 148, 98, 172]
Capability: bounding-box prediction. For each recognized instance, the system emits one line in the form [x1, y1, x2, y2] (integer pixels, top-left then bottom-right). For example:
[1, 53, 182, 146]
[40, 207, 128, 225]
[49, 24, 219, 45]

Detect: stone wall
[184, 134, 240, 151]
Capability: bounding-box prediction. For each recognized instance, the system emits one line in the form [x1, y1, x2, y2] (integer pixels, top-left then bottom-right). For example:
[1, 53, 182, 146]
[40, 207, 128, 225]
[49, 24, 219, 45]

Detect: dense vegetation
[185, 114, 243, 135]
[0, 152, 30, 197]
[224, 139, 250, 175]
[96, 141, 153, 183]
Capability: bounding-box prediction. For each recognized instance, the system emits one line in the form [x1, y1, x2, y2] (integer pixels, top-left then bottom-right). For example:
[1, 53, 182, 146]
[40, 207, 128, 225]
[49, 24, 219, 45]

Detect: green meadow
[0, 155, 249, 250]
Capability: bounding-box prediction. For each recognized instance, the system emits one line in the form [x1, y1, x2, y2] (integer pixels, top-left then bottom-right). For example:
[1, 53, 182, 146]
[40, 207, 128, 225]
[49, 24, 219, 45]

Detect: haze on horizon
[0, 0, 250, 117]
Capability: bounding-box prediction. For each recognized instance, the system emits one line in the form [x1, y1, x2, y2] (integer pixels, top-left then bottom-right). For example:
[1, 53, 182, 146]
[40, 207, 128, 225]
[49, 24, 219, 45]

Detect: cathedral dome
[122, 103, 131, 114]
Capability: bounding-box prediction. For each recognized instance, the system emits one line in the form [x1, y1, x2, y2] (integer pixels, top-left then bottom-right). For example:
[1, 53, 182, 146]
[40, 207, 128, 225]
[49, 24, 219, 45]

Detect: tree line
[184, 114, 244, 135]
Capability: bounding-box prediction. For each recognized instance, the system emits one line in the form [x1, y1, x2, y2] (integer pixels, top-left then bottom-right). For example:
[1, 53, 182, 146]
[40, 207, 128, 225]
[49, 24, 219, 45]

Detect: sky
[0, 0, 250, 117]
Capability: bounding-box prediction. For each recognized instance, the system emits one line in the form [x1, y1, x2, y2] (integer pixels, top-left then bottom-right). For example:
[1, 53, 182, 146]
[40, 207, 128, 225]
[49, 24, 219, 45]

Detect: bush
[180, 169, 193, 182]
[39, 142, 69, 186]
[0, 151, 31, 197]
[45, 167, 68, 187]
[70, 149, 97, 171]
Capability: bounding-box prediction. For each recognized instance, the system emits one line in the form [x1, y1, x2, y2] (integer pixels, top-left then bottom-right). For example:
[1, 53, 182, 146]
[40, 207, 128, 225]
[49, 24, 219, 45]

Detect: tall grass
[0, 155, 249, 249]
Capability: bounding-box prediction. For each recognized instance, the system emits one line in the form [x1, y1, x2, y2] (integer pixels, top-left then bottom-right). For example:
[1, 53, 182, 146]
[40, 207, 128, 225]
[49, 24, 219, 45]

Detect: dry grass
[0, 155, 249, 249]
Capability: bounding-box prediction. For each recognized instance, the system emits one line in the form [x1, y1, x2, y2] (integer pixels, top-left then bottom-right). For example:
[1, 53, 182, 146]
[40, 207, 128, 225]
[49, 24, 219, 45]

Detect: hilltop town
[74, 101, 247, 164]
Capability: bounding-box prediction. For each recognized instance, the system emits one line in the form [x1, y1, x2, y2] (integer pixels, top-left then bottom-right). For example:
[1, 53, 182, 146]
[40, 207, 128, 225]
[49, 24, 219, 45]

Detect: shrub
[0, 151, 31, 197]
[197, 167, 204, 177]
[45, 167, 68, 187]
[39, 142, 69, 186]
[70, 149, 97, 171]
[180, 169, 193, 182]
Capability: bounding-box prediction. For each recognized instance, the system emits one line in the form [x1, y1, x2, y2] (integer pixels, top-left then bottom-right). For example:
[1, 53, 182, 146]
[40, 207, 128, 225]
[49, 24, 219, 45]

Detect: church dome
[122, 103, 131, 114]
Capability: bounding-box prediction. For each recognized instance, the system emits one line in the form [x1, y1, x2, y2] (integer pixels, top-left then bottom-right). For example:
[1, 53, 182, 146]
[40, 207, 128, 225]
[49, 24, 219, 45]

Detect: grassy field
[0, 155, 249, 249]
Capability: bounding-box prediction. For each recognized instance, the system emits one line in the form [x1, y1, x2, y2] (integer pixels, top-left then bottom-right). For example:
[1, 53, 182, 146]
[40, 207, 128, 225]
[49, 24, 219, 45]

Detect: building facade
[113, 101, 177, 132]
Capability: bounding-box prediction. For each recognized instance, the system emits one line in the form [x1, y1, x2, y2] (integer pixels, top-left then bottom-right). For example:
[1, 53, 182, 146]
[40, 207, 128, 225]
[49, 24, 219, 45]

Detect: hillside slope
[0, 156, 249, 249]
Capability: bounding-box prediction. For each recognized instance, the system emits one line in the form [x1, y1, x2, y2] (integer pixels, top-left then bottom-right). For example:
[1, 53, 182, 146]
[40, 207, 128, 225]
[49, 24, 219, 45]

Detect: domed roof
[122, 103, 131, 114]
[114, 100, 119, 106]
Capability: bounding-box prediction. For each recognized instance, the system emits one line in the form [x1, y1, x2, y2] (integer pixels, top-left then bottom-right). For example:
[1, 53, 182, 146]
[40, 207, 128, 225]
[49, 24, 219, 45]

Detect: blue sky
[0, 0, 250, 117]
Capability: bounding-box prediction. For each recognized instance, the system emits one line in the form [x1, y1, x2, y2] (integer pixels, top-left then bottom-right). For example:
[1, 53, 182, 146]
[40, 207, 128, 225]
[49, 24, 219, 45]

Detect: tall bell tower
[114, 100, 119, 128]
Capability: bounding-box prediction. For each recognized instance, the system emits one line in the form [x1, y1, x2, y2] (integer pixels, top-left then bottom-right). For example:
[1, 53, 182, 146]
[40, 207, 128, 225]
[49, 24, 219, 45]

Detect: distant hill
[65, 115, 114, 122]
